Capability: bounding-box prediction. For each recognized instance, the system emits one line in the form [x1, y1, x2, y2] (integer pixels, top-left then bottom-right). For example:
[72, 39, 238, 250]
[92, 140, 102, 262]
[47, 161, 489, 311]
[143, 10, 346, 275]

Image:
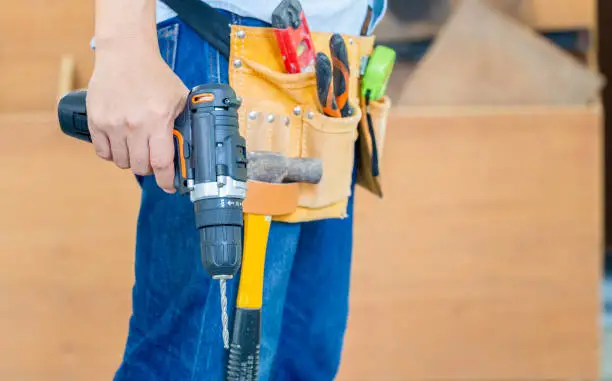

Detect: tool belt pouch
[229, 26, 390, 222]
[356, 92, 391, 198]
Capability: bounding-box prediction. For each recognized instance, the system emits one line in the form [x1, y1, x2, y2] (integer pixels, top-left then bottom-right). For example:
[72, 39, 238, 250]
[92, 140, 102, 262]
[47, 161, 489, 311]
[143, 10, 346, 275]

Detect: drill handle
[56, 90, 193, 194]
[172, 105, 193, 195]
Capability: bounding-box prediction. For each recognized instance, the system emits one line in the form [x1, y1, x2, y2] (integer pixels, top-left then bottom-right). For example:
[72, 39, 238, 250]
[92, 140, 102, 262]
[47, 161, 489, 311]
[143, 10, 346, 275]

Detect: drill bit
[220, 278, 230, 350]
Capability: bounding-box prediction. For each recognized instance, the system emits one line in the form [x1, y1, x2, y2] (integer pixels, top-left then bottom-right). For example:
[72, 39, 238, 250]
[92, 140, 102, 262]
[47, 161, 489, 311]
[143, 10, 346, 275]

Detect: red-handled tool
[272, 0, 316, 74]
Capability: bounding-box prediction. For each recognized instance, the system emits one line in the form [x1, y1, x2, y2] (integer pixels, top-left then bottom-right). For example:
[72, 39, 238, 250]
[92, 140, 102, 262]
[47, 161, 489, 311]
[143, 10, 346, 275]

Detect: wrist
[94, 0, 158, 57]
[94, 32, 160, 62]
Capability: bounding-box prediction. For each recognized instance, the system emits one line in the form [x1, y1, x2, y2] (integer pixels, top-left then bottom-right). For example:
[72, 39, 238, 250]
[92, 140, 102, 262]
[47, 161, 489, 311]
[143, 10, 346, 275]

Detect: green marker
[361, 45, 396, 101]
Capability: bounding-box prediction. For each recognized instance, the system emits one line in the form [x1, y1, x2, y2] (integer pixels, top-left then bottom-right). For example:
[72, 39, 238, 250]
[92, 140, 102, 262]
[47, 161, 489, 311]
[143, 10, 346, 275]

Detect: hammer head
[247, 152, 323, 184]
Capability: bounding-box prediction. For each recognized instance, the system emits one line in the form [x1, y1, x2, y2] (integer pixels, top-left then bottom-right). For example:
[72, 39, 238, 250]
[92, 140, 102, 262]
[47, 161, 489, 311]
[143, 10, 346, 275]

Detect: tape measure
[361, 45, 396, 101]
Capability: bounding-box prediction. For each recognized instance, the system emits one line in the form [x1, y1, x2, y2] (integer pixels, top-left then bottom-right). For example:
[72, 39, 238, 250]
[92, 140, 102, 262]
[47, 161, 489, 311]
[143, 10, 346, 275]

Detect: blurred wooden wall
[600, 1, 612, 251]
[0, 104, 602, 381]
[0, 1, 603, 380]
[0, 0, 94, 112]
[0, 0, 599, 114]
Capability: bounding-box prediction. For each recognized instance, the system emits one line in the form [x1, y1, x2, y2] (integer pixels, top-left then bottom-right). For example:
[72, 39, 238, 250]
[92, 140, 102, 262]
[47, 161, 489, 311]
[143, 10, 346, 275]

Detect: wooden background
[0, 105, 602, 380]
[0, 0, 603, 380]
[0, 0, 94, 112]
[0, 0, 600, 113]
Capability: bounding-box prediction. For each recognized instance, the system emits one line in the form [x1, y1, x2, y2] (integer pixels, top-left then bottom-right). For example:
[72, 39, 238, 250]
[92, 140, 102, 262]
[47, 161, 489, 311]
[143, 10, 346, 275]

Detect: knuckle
[153, 107, 173, 121]
[126, 108, 170, 132]
[150, 154, 172, 171]
[131, 157, 150, 175]
[103, 118, 125, 132]
[90, 110, 122, 130]
[111, 148, 130, 169]
[125, 114, 146, 131]
[95, 149, 112, 160]
[115, 159, 130, 169]
[92, 142, 111, 160]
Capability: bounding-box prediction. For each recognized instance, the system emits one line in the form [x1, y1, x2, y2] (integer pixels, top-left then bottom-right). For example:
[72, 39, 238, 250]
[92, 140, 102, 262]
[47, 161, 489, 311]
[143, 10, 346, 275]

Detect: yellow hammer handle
[236, 213, 272, 309]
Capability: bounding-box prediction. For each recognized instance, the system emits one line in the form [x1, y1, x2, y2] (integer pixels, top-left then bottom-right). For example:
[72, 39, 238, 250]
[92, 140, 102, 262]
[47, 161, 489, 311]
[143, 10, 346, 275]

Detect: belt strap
[161, 0, 232, 59]
[360, 6, 373, 36]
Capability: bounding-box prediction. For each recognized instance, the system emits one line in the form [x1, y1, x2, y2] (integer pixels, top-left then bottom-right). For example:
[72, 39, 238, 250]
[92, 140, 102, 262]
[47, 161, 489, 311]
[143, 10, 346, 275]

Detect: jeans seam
[170, 24, 179, 71]
[207, 36, 214, 83]
[157, 23, 179, 71]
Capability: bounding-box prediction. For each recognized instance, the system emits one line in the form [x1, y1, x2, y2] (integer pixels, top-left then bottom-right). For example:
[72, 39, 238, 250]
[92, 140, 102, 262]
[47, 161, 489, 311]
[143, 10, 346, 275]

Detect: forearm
[94, 0, 159, 53]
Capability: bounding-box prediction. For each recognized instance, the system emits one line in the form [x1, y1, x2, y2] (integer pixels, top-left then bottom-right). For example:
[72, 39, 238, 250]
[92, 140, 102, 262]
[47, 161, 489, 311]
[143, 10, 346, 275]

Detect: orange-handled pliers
[315, 34, 351, 118]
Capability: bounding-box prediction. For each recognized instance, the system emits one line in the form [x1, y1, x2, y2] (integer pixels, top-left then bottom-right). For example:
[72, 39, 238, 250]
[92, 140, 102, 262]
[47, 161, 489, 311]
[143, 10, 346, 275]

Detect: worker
[86, 0, 386, 380]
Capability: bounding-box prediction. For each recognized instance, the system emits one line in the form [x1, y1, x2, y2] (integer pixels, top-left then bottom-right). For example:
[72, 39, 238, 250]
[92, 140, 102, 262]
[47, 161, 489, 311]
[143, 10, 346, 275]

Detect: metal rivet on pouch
[248, 111, 258, 120]
[267, 114, 275, 123]
[237, 30, 246, 39]
[348, 38, 354, 45]
[293, 106, 302, 116]
[307, 112, 314, 119]
[233, 59, 242, 68]
[284, 116, 291, 126]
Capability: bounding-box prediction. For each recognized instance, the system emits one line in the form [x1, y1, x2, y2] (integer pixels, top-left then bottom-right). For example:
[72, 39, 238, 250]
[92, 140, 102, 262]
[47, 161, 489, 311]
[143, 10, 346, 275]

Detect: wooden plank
[457, 0, 597, 31]
[0, 57, 93, 112]
[337, 105, 603, 380]
[0, 0, 94, 112]
[57, 55, 76, 100]
[521, 0, 597, 31]
[4, 0, 597, 111]
[0, 113, 139, 381]
[376, 0, 597, 42]
[399, 0, 603, 107]
[0, 60, 61, 112]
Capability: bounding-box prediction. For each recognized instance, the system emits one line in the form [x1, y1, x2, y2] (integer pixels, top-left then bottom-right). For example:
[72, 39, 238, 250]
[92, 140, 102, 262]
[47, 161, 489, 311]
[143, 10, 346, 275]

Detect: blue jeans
[114, 13, 357, 381]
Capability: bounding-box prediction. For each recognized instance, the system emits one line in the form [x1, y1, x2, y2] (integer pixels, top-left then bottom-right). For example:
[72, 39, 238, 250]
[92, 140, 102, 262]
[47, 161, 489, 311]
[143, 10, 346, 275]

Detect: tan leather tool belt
[230, 26, 391, 221]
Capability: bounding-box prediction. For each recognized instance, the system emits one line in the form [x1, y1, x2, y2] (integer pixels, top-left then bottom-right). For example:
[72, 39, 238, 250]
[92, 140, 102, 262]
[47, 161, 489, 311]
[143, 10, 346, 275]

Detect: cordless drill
[57, 83, 247, 348]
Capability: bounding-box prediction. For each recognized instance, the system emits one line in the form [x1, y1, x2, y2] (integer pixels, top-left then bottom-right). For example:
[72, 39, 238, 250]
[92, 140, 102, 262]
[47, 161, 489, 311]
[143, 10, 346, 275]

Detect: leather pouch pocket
[300, 106, 361, 208]
[356, 94, 392, 197]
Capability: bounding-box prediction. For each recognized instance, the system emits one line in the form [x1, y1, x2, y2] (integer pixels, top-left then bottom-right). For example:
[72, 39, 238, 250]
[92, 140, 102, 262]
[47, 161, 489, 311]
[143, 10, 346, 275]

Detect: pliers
[315, 34, 352, 118]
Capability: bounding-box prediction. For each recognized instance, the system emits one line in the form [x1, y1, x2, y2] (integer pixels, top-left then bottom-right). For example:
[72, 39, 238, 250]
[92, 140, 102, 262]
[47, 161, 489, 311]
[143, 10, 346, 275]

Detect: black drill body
[177, 84, 247, 279]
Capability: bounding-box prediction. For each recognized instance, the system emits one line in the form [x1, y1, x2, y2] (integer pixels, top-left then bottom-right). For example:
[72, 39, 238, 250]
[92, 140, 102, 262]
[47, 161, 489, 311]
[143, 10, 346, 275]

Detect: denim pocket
[157, 23, 179, 71]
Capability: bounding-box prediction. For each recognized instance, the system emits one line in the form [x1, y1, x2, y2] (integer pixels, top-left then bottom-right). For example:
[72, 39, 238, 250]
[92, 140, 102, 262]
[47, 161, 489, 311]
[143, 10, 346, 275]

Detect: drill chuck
[195, 197, 244, 278]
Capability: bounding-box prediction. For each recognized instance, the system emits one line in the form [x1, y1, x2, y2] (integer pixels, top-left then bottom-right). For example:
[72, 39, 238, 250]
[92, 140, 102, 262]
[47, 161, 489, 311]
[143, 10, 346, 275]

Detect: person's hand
[86, 39, 188, 193]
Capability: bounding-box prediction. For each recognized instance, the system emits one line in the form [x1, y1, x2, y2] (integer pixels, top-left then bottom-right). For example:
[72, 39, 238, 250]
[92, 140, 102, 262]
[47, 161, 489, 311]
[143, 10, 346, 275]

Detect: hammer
[226, 151, 322, 381]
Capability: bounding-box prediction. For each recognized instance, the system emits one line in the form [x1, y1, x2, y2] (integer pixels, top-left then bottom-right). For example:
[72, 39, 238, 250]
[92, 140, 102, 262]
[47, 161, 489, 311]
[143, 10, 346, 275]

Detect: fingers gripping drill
[58, 84, 246, 349]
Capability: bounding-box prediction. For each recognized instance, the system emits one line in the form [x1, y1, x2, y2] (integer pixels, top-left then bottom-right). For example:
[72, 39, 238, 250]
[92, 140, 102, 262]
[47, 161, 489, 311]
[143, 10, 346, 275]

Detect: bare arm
[94, 0, 158, 52]
[87, 0, 188, 193]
